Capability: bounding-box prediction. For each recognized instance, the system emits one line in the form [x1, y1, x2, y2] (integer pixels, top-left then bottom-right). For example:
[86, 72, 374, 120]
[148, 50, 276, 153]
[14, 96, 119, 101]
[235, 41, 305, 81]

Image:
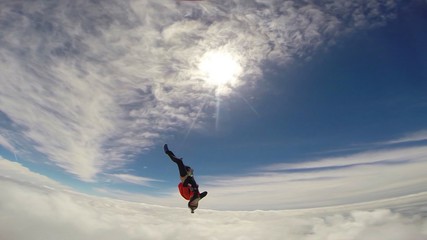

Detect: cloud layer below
[0, 0, 402, 181]
[1, 176, 426, 240]
[1, 150, 426, 239]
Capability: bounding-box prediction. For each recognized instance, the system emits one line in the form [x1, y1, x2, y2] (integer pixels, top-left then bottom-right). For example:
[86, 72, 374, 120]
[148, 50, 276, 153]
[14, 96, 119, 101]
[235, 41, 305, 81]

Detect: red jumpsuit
[178, 182, 194, 200]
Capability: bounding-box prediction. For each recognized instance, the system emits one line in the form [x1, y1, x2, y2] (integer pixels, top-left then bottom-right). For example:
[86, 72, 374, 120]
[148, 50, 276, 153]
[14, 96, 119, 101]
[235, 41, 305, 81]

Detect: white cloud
[0, 133, 16, 152]
[107, 173, 163, 186]
[200, 145, 427, 210]
[264, 145, 427, 171]
[94, 187, 183, 208]
[0, 154, 426, 239]
[0, 156, 69, 190]
[0, 177, 426, 240]
[382, 130, 427, 144]
[0, 0, 402, 181]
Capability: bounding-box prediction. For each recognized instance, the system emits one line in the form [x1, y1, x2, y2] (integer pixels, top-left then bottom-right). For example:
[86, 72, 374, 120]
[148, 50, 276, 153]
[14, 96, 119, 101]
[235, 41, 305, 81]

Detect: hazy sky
[1, 0, 427, 214]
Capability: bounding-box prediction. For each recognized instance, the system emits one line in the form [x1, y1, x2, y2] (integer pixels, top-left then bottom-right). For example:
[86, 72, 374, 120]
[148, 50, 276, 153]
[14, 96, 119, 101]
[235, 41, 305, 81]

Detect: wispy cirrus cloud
[0, 0, 402, 181]
[107, 173, 163, 186]
[381, 129, 427, 145]
[0, 133, 16, 153]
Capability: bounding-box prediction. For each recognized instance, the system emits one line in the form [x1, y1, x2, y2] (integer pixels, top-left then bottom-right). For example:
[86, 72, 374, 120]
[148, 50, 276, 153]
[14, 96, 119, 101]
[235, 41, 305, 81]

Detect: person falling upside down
[164, 144, 208, 213]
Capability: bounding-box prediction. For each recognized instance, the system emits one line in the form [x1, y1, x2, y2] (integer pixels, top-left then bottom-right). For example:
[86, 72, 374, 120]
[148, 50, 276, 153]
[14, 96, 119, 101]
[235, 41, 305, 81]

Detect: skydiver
[164, 144, 207, 213]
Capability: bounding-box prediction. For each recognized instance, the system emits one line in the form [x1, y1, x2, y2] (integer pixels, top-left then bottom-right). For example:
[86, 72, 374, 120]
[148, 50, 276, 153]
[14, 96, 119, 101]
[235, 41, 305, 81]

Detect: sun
[198, 50, 242, 89]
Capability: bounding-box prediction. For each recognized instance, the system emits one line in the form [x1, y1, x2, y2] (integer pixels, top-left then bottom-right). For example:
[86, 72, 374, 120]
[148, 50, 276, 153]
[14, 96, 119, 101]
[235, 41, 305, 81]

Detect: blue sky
[0, 0, 427, 210]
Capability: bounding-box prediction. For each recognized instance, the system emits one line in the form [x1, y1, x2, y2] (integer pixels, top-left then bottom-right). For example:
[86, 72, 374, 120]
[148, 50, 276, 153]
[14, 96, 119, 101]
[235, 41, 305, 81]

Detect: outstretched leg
[165, 147, 188, 178]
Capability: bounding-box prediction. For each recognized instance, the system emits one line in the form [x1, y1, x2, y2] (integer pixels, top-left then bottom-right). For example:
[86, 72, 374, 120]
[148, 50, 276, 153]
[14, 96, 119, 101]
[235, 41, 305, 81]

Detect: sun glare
[198, 50, 242, 88]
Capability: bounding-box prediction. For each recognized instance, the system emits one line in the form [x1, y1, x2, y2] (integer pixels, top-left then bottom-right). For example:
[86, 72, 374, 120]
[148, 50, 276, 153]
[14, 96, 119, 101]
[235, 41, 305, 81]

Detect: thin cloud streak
[107, 173, 163, 186]
[0, 0, 402, 181]
[0, 133, 16, 153]
[263, 145, 427, 171]
[382, 129, 427, 145]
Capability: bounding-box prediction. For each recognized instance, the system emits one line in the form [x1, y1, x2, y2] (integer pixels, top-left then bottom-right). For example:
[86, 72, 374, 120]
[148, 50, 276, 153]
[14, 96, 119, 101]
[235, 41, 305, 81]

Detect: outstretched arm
[183, 176, 199, 190]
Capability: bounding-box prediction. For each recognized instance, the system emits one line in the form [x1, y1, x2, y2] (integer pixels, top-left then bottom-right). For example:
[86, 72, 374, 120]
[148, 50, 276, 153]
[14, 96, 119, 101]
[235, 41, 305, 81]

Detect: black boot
[164, 144, 178, 158]
[200, 191, 208, 199]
